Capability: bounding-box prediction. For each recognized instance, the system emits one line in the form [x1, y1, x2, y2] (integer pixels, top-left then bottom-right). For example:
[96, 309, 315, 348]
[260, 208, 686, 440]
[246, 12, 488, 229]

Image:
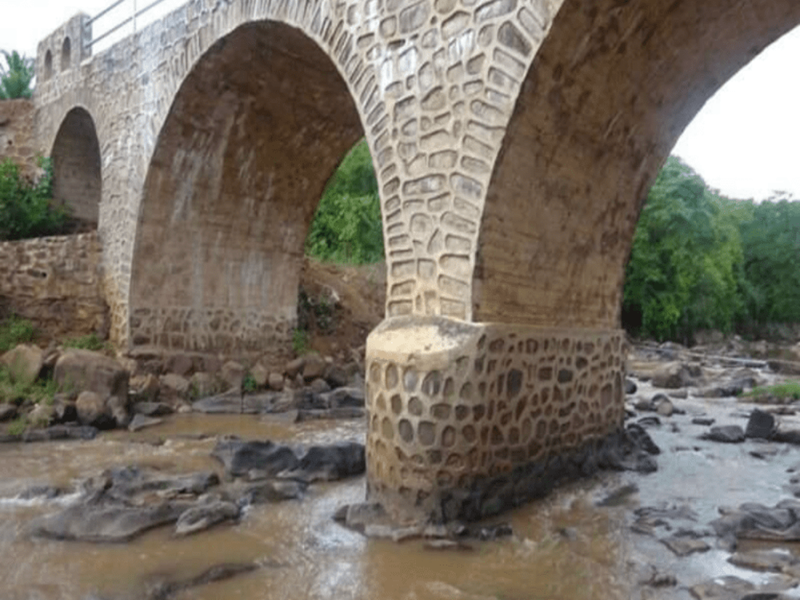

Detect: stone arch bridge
[33, 0, 800, 522]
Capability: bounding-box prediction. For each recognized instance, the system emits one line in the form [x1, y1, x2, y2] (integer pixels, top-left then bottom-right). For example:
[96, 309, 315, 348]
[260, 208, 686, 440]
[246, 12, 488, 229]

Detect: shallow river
[2, 378, 800, 600]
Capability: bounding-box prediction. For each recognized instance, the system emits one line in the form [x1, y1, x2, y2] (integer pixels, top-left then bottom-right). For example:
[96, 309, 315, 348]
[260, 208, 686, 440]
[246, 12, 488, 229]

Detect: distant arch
[51, 107, 101, 227]
[128, 21, 365, 353]
[61, 37, 71, 71]
[43, 50, 53, 81]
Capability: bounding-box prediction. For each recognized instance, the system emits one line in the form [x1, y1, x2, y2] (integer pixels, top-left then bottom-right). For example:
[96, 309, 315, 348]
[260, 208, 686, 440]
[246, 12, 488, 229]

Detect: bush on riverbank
[0, 157, 68, 241]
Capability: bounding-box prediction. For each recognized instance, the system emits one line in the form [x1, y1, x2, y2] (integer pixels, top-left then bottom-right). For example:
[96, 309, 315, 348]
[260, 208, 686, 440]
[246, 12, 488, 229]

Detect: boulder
[133, 401, 173, 417]
[165, 353, 194, 377]
[284, 357, 305, 378]
[49, 397, 76, 423]
[28, 403, 55, 427]
[130, 373, 160, 401]
[54, 350, 129, 402]
[220, 361, 246, 390]
[302, 355, 327, 381]
[237, 480, 306, 504]
[107, 396, 131, 428]
[309, 377, 331, 394]
[293, 441, 365, 481]
[0, 403, 17, 422]
[128, 414, 163, 432]
[320, 387, 365, 408]
[75, 391, 115, 429]
[704, 425, 745, 443]
[650, 362, 698, 389]
[250, 363, 269, 387]
[1, 344, 43, 384]
[745, 409, 776, 440]
[624, 378, 637, 395]
[211, 439, 300, 477]
[325, 365, 350, 389]
[161, 373, 190, 396]
[174, 501, 239, 536]
[189, 372, 218, 398]
[268, 372, 284, 391]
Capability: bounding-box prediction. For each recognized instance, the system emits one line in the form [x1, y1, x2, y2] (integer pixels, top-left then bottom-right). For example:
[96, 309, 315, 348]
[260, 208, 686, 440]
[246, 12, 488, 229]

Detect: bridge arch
[50, 106, 102, 228]
[473, 1, 800, 331]
[128, 20, 365, 354]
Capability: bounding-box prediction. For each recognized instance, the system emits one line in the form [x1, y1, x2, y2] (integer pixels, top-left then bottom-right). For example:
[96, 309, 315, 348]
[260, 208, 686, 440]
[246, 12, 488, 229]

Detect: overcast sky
[2, 1, 799, 202]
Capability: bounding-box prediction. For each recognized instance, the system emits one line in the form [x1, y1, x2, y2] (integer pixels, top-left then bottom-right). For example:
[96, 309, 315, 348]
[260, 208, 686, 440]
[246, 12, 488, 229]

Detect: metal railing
[85, 0, 172, 49]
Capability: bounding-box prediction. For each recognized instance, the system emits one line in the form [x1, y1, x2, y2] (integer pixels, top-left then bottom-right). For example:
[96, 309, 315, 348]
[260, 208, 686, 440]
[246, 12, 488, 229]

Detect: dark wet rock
[728, 548, 800, 573]
[211, 438, 300, 478]
[309, 377, 330, 394]
[101, 466, 220, 501]
[692, 417, 715, 426]
[341, 502, 387, 533]
[597, 484, 639, 507]
[0, 424, 98, 443]
[625, 378, 637, 394]
[631, 504, 697, 536]
[703, 425, 745, 443]
[192, 392, 288, 414]
[295, 407, 365, 421]
[53, 398, 77, 423]
[146, 562, 260, 600]
[634, 398, 654, 412]
[18, 484, 63, 500]
[29, 500, 193, 542]
[651, 362, 700, 389]
[689, 576, 755, 600]
[0, 403, 17, 421]
[291, 441, 365, 482]
[128, 414, 163, 432]
[236, 479, 306, 505]
[660, 533, 710, 556]
[711, 500, 800, 542]
[174, 501, 239, 536]
[746, 409, 776, 440]
[773, 429, 800, 445]
[134, 402, 174, 417]
[626, 423, 661, 455]
[318, 386, 365, 408]
[325, 365, 349, 389]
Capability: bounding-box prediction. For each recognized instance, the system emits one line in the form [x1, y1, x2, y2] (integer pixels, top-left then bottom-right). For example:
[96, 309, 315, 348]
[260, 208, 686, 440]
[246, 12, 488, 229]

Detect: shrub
[63, 333, 109, 353]
[291, 328, 309, 356]
[0, 157, 68, 241]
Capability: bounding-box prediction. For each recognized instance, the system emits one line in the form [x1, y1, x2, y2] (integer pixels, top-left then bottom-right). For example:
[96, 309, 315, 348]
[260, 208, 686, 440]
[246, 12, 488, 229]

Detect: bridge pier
[364, 316, 626, 523]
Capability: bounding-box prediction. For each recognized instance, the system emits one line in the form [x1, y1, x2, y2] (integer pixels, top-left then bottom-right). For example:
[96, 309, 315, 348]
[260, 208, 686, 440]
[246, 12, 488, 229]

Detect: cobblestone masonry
[0, 233, 107, 341]
[31, 0, 800, 520]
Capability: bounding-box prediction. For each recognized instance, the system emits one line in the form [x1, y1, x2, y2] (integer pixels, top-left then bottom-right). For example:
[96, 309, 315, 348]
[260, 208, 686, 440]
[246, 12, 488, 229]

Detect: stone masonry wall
[0, 100, 39, 179]
[0, 233, 108, 341]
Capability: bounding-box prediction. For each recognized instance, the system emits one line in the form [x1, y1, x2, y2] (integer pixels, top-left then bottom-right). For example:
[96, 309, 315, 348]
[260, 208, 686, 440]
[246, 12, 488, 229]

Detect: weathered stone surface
[75, 391, 113, 429]
[130, 373, 160, 401]
[128, 413, 163, 432]
[302, 355, 327, 381]
[250, 363, 269, 387]
[174, 501, 239, 536]
[220, 361, 246, 390]
[133, 401, 173, 417]
[703, 425, 745, 444]
[211, 439, 300, 477]
[745, 408, 776, 440]
[1, 345, 44, 385]
[161, 373, 190, 396]
[189, 372, 218, 398]
[267, 372, 284, 391]
[650, 363, 698, 389]
[54, 350, 128, 401]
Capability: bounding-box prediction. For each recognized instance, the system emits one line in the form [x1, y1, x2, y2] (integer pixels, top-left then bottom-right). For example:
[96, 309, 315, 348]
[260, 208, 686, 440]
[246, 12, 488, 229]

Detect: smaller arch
[43, 50, 53, 81]
[51, 107, 101, 228]
[61, 37, 71, 71]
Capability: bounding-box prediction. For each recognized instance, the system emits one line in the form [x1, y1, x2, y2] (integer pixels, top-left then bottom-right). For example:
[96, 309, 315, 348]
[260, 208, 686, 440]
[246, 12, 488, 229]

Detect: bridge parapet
[36, 14, 92, 87]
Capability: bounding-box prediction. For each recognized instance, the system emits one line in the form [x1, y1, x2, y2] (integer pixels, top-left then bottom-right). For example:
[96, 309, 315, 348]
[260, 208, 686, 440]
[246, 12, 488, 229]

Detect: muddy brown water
[2, 378, 800, 600]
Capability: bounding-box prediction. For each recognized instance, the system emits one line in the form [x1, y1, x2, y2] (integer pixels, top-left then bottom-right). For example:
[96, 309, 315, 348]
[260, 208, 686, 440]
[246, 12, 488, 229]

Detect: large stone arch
[474, 1, 800, 329]
[127, 21, 364, 354]
[50, 106, 102, 227]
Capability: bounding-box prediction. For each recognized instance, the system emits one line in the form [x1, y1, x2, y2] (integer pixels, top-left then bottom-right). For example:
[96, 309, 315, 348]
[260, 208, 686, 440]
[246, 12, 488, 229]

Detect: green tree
[622, 157, 744, 342]
[0, 157, 67, 240]
[305, 139, 384, 264]
[0, 50, 35, 99]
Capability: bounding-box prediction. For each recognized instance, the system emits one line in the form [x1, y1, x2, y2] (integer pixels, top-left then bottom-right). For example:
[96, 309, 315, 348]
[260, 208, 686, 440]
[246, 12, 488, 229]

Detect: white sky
[2, 1, 799, 201]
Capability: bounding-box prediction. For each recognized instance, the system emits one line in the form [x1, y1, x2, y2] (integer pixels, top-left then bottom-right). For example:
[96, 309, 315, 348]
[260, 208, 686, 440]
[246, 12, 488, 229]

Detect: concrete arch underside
[128, 21, 363, 355]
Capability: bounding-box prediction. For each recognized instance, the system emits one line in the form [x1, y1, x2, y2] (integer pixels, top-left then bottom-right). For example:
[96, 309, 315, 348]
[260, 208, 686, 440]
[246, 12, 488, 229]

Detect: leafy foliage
[305, 140, 383, 264]
[63, 333, 110, 353]
[0, 157, 68, 240]
[0, 50, 35, 99]
[624, 156, 800, 342]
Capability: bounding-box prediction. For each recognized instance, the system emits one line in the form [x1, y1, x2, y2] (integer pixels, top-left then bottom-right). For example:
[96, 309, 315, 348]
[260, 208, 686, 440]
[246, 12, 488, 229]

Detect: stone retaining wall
[0, 233, 108, 341]
[0, 99, 40, 179]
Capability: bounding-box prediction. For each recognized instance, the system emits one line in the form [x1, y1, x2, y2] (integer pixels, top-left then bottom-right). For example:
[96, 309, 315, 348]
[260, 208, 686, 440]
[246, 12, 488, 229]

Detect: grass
[0, 365, 58, 406]
[7, 416, 27, 436]
[63, 333, 111, 353]
[292, 328, 310, 356]
[740, 381, 800, 403]
[0, 316, 36, 352]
